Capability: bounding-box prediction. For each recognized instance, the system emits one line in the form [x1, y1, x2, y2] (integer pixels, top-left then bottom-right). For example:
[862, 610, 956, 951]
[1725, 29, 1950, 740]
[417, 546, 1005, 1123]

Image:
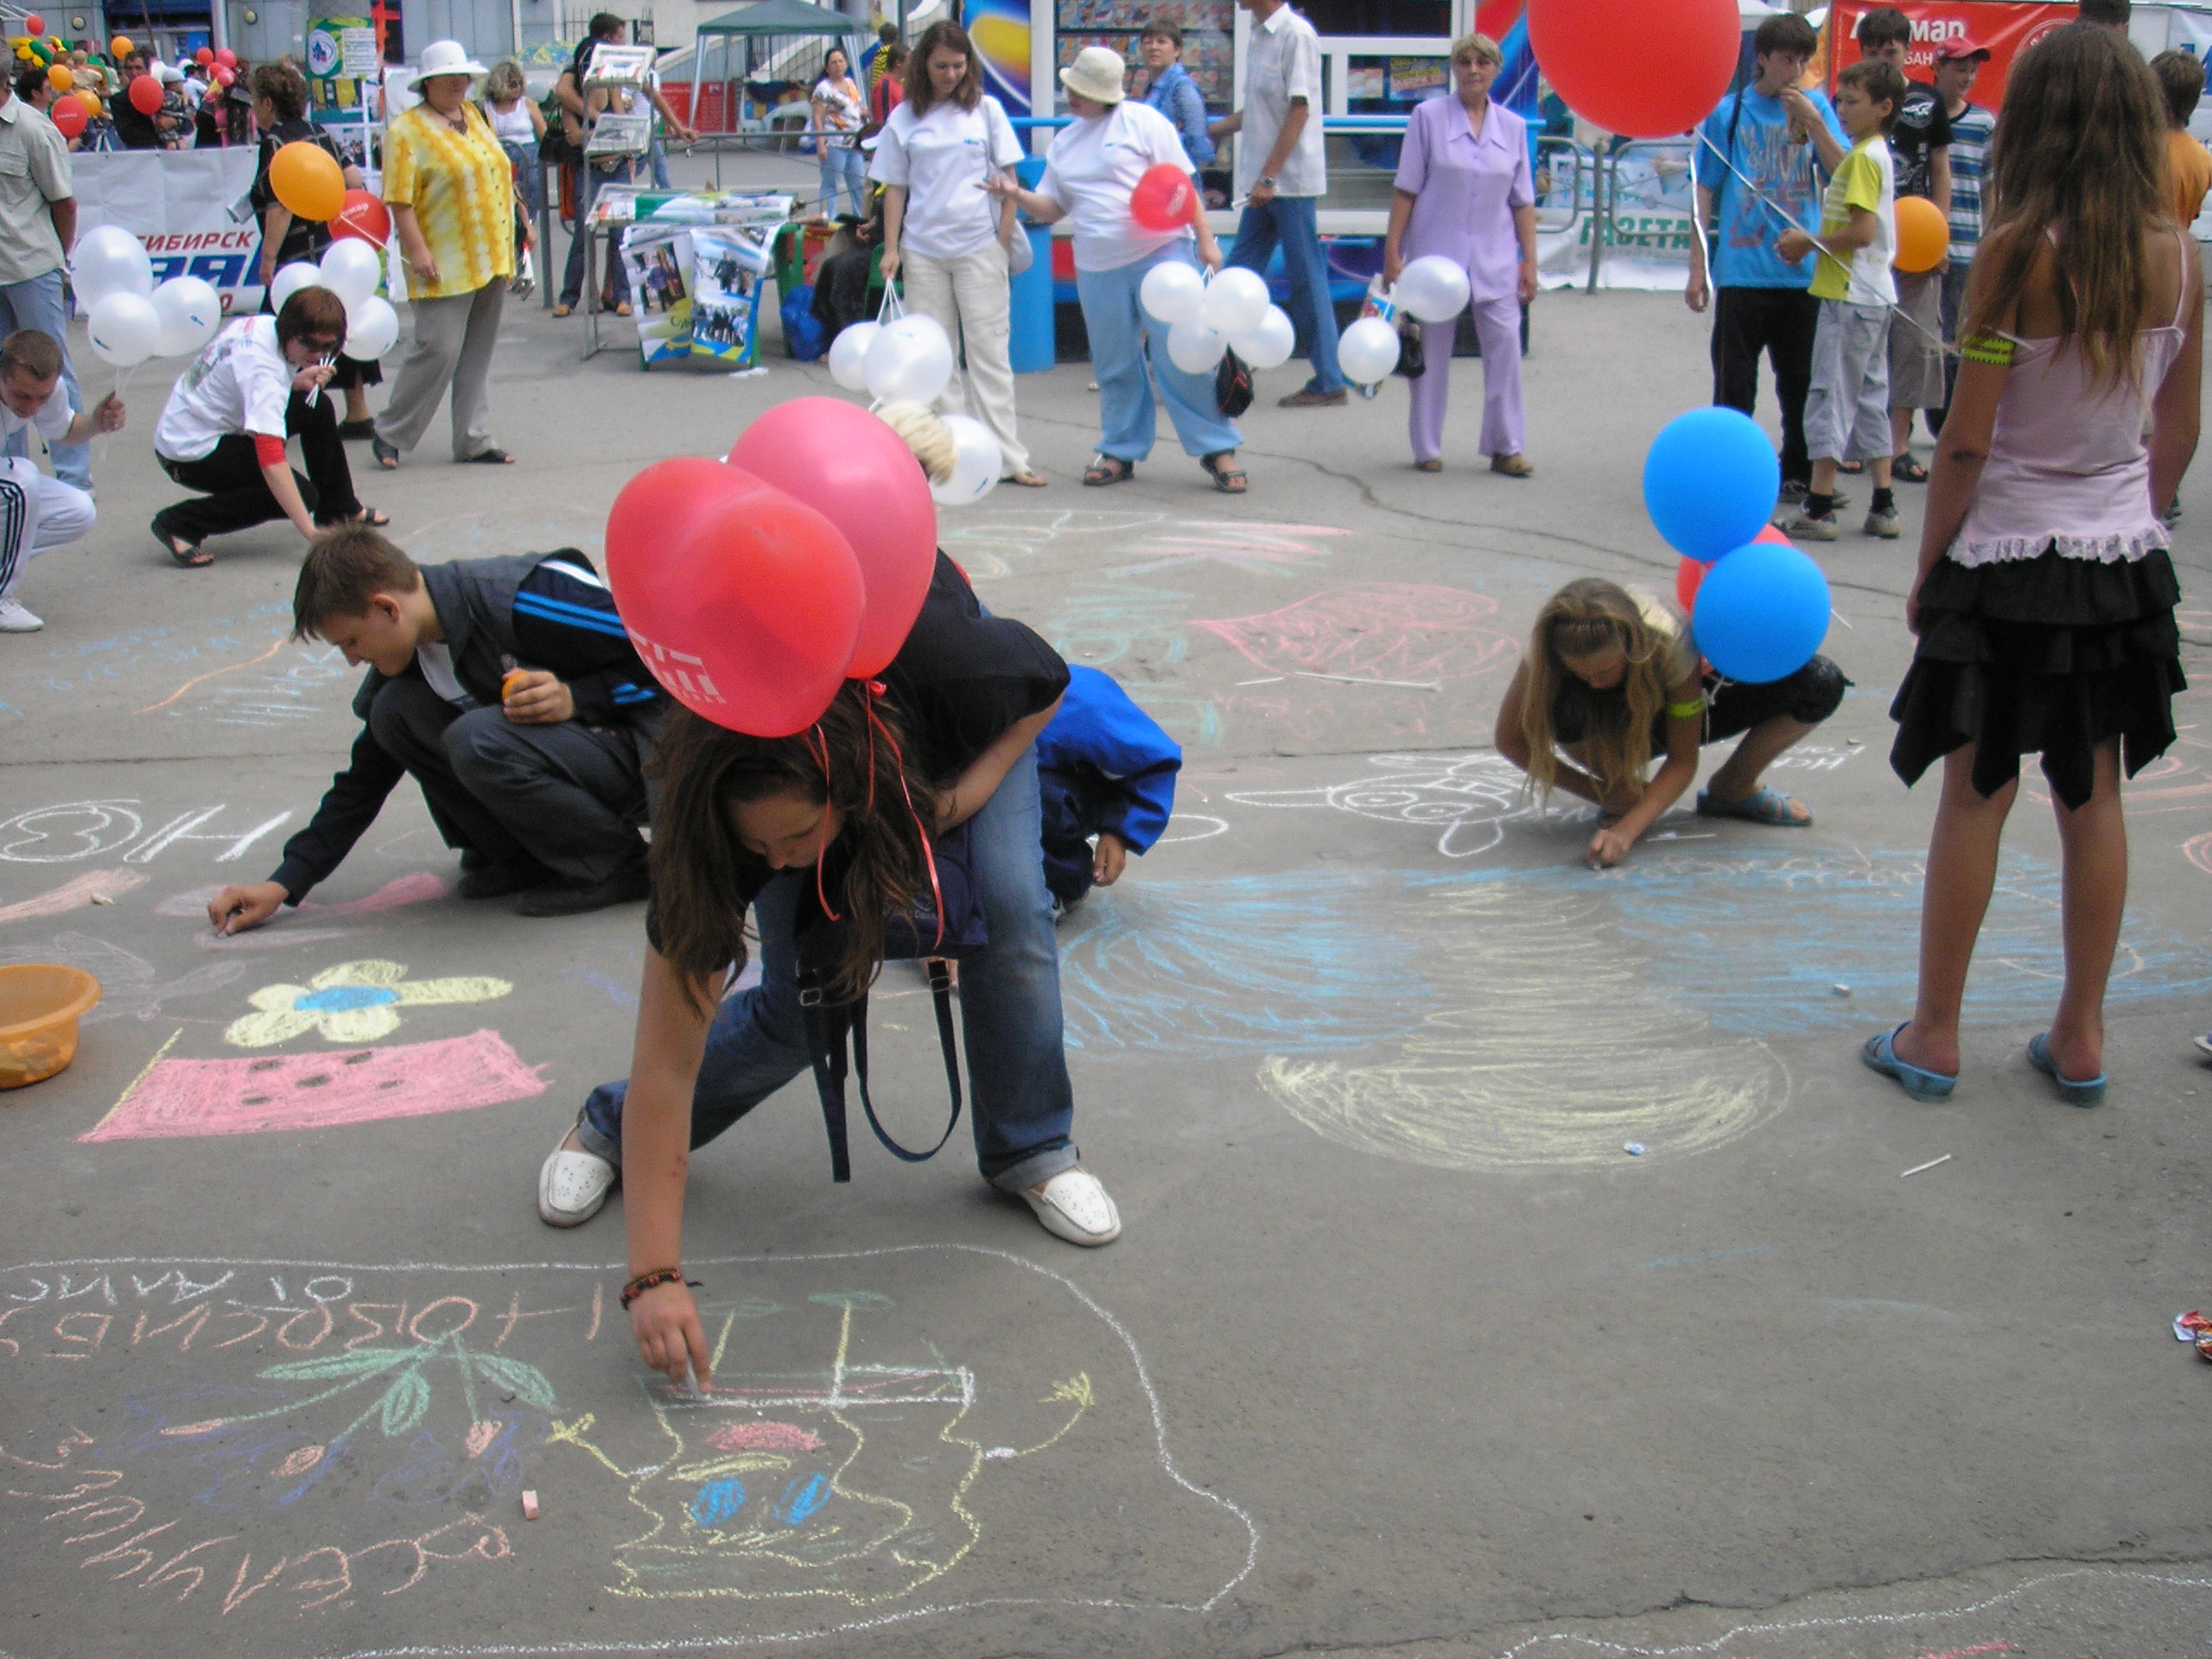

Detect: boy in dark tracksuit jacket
[1035, 664, 1180, 909]
[205, 529, 665, 934]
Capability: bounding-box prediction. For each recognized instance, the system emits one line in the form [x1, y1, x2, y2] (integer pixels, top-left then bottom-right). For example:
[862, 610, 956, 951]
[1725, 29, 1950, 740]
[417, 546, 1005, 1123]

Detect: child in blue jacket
[1035, 664, 1181, 907]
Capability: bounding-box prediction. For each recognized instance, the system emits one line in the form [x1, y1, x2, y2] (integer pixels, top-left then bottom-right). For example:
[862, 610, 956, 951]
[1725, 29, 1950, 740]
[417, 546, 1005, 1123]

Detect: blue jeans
[577, 745, 1079, 1191]
[1076, 243, 1243, 462]
[650, 136, 672, 190]
[560, 162, 632, 308]
[1226, 194, 1344, 395]
[817, 142, 867, 218]
[0, 270, 88, 488]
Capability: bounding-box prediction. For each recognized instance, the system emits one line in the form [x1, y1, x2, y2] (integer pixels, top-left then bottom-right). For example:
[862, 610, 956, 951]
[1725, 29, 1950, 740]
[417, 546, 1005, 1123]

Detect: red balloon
[127, 73, 162, 115]
[1754, 524, 1791, 545]
[216, 47, 236, 67]
[23, 14, 42, 33]
[726, 398, 938, 679]
[1129, 162, 1197, 232]
[606, 459, 866, 737]
[214, 65, 234, 86]
[1527, 0, 1737, 139]
[333, 188, 391, 245]
[194, 46, 213, 65]
[1675, 554, 1706, 613]
[1473, 0, 1522, 37]
[49, 96, 83, 137]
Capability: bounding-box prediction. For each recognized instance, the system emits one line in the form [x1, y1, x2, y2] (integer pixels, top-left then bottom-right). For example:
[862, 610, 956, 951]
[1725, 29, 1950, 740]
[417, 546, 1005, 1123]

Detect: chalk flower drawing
[224, 958, 513, 1047]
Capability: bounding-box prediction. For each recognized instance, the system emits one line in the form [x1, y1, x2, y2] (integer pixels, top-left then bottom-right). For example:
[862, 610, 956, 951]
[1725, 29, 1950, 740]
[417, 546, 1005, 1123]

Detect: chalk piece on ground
[984, 1446, 1017, 1459]
[1899, 1153, 1952, 1179]
[1832, 983, 1852, 996]
[1846, 736, 1863, 746]
[522, 1490, 540, 1520]
[89, 893, 114, 905]
[1623, 1142, 1644, 1157]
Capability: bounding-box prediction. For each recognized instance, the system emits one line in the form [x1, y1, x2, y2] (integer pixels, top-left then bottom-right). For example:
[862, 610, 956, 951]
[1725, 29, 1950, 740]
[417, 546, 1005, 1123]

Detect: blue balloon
[1642, 407, 1783, 563]
[1692, 540, 1831, 683]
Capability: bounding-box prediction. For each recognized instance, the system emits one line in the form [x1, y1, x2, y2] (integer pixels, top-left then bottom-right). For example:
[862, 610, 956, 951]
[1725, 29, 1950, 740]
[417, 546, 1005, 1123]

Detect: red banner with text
[1823, 0, 2078, 107]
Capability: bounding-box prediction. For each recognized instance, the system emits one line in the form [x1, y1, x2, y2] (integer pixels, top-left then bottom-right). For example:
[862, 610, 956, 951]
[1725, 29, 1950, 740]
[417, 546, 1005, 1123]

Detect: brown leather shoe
[1490, 453, 1535, 478]
[1277, 387, 1348, 408]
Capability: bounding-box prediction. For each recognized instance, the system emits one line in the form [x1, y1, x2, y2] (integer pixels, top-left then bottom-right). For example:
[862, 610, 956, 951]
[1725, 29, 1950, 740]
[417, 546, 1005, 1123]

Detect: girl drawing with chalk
[1493, 577, 1847, 868]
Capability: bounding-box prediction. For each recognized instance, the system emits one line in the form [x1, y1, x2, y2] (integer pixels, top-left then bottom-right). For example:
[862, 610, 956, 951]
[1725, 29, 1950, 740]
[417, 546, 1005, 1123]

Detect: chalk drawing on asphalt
[221, 960, 513, 1048]
[0, 932, 244, 1026]
[1226, 753, 1548, 860]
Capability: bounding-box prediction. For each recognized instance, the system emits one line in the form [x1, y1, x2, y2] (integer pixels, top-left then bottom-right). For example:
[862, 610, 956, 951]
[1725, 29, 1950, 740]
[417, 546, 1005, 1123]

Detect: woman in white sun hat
[982, 44, 1246, 494]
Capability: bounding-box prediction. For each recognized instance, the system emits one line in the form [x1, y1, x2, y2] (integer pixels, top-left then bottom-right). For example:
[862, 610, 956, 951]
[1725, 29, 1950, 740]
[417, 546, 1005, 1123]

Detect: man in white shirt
[0, 67, 91, 494]
[0, 329, 123, 632]
[1211, 0, 1344, 405]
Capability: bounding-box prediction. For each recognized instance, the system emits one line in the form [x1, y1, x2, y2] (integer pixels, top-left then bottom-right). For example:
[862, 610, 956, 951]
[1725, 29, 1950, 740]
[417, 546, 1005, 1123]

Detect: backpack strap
[799, 962, 963, 1183]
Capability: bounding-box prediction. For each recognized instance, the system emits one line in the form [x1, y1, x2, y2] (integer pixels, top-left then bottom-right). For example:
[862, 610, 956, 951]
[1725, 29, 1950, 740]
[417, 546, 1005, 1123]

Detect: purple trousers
[1408, 292, 1524, 462]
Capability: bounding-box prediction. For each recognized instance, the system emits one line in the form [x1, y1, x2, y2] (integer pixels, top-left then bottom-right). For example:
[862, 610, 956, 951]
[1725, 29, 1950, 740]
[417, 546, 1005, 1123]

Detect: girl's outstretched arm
[623, 947, 723, 1391]
[1587, 697, 1702, 868]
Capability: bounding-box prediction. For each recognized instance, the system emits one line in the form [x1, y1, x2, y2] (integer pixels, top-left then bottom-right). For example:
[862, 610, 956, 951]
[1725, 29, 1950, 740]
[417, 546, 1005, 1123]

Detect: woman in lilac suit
[1382, 33, 1540, 477]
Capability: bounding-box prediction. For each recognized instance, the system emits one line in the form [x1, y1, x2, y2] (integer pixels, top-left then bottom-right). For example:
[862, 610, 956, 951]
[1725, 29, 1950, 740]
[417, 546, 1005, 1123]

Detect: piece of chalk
[521, 1490, 540, 1521]
[1832, 983, 1851, 996]
[1623, 1142, 1645, 1157]
[684, 1357, 703, 1401]
[89, 893, 114, 906]
[1900, 1153, 1952, 1179]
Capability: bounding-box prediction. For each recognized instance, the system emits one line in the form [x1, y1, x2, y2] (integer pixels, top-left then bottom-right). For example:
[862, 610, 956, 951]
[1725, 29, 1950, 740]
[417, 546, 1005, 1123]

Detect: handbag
[792, 816, 988, 1183]
[1216, 346, 1254, 416]
[1393, 322, 1427, 379]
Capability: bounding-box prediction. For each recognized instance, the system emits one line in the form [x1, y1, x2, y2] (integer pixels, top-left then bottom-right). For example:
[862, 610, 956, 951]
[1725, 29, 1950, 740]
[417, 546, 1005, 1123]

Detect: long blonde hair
[1516, 578, 1679, 801]
[1964, 23, 2171, 391]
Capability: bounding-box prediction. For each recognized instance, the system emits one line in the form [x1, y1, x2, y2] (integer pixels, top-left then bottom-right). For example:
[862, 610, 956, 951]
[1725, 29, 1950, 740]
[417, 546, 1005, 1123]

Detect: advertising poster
[689, 224, 775, 366]
[1822, 1, 2076, 105]
[73, 150, 264, 311]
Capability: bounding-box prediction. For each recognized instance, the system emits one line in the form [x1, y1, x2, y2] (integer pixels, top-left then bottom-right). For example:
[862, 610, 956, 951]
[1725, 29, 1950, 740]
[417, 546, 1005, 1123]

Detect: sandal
[321, 506, 391, 529]
[1838, 459, 1864, 475]
[1414, 457, 1442, 473]
[551, 302, 574, 318]
[372, 436, 399, 471]
[1862, 1024, 1956, 1103]
[1201, 451, 1247, 494]
[1891, 453, 1929, 483]
[1083, 454, 1135, 486]
[1490, 453, 1535, 478]
[1006, 471, 1048, 487]
[461, 448, 516, 465]
[2026, 1032, 2107, 1108]
[154, 518, 212, 568]
[1696, 785, 1812, 826]
[335, 417, 376, 440]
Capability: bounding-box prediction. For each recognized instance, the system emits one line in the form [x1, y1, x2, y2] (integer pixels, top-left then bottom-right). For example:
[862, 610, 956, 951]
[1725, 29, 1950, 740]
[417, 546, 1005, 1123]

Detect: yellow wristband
[1666, 699, 1704, 720]
[1960, 331, 2017, 367]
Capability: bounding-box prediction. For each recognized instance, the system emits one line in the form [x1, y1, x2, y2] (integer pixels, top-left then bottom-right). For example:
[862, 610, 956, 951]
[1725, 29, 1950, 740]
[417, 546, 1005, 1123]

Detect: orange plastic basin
[0, 964, 102, 1090]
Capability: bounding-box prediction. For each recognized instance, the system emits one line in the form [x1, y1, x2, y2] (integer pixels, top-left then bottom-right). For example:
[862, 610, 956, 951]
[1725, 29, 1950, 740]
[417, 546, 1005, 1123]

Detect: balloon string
[807, 724, 841, 923]
[92, 359, 137, 474]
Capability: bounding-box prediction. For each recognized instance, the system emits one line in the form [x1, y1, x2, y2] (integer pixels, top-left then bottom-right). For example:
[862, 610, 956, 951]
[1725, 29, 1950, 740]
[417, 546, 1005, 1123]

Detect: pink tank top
[1951, 230, 2192, 568]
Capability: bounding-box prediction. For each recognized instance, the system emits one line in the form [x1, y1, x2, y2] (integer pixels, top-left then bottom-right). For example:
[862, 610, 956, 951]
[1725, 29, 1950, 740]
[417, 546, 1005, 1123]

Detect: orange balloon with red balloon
[1129, 162, 1197, 232]
[1527, 0, 1737, 138]
[333, 188, 392, 245]
[604, 459, 868, 737]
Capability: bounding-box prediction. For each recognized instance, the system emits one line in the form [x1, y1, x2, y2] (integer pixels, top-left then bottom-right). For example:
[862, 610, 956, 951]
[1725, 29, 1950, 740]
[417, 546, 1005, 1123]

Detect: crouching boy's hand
[501, 670, 575, 725]
[1093, 830, 1128, 887]
[207, 880, 288, 935]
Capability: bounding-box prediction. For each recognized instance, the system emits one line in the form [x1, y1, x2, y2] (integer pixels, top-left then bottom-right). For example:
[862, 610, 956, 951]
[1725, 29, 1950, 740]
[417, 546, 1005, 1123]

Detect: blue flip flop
[1697, 786, 1813, 827]
[1861, 1024, 1956, 1102]
[2027, 1032, 2107, 1108]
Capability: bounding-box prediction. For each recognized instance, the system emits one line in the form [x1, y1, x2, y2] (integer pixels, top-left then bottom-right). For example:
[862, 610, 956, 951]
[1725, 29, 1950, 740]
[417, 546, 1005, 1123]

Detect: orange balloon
[1893, 194, 1948, 273]
[270, 139, 346, 222]
[74, 88, 100, 117]
[46, 63, 68, 90]
[109, 33, 130, 56]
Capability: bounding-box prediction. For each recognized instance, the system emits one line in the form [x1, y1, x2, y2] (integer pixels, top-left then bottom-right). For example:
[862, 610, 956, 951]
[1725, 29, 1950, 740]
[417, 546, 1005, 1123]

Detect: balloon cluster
[268, 237, 403, 359]
[605, 400, 942, 735]
[823, 311, 1008, 503]
[1338, 255, 1473, 386]
[1641, 407, 1829, 683]
[1136, 263, 1295, 372]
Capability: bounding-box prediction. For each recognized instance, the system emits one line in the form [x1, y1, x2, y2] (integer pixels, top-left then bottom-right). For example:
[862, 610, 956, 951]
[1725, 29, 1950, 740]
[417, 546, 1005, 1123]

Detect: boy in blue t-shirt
[1035, 665, 1181, 911]
[1687, 12, 1846, 506]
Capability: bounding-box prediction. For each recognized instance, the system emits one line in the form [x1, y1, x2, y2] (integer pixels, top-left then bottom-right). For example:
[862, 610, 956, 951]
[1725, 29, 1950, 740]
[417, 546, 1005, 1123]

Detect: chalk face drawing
[1227, 753, 1549, 859]
[1262, 877, 1789, 1172]
[223, 959, 513, 1047]
[0, 1249, 1255, 1656]
[1055, 872, 1433, 1056]
[0, 932, 245, 1026]
[1196, 583, 1517, 689]
[80, 1029, 548, 1141]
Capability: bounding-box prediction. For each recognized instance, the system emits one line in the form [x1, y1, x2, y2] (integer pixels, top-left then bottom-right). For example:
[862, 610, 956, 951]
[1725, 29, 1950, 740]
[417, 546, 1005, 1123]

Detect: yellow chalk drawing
[223, 959, 513, 1048]
[550, 1290, 1092, 1606]
[1261, 879, 1787, 1171]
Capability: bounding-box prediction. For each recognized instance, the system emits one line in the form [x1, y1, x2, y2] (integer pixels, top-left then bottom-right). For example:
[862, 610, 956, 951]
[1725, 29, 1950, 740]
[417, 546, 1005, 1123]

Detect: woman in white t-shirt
[150, 288, 388, 568]
[870, 21, 1044, 487]
[811, 47, 868, 219]
[985, 46, 1244, 493]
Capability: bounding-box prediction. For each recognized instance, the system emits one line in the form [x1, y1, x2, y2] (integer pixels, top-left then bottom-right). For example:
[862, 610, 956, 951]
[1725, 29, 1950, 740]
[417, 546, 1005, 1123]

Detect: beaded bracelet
[620, 1268, 689, 1309]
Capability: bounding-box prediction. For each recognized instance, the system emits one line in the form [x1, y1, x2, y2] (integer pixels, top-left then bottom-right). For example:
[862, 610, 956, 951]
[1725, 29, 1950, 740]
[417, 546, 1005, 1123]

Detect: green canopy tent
[692, 0, 863, 131]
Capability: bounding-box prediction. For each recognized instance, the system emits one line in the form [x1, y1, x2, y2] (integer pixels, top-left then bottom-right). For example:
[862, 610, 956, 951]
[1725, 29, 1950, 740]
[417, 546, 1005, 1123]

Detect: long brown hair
[905, 21, 982, 114]
[1964, 23, 2171, 389]
[1516, 578, 1680, 802]
[648, 687, 935, 1014]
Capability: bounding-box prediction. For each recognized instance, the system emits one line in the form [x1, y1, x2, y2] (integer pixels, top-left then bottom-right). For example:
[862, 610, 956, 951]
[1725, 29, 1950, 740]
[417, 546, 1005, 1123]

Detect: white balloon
[86, 290, 162, 368]
[344, 294, 401, 360]
[70, 226, 154, 308]
[269, 261, 327, 315]
[829, 320, 880, 391]
[864, 314, 954, 404]
[1395, 254, 1471, 323]
[1338, 315, 1402, 385]
[1165, 315, 1228, 376]
[932, 413, 1001, 506]
[1198, 265, 1269, 335]
[317, 238, 384, 309]
[1229, 304, 1296, 371]
[149, 276, 222, 357]
[1139, 260, 1205, 325]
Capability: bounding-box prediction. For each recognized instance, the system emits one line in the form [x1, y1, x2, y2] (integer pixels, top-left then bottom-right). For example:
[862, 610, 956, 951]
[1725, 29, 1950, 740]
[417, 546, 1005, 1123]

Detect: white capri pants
[1802, 298, 1892, 465]
[0, 454, 95, 601]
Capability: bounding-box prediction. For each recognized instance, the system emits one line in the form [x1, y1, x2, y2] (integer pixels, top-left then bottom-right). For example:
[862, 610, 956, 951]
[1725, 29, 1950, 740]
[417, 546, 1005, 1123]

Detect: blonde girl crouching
[1494, 577, 1847, 867]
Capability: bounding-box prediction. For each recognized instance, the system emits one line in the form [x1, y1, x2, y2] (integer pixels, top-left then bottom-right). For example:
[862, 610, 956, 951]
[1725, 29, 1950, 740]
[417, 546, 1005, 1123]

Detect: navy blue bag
[782, 288, 828, 360]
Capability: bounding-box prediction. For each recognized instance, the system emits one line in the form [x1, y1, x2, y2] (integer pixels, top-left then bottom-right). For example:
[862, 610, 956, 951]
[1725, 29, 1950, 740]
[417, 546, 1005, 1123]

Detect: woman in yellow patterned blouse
[372, 40, 527, 470]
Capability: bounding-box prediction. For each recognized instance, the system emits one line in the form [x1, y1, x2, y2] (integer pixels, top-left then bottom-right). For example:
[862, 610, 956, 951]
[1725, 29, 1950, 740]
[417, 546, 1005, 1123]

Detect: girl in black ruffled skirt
[1867, 23, 2202, 1109]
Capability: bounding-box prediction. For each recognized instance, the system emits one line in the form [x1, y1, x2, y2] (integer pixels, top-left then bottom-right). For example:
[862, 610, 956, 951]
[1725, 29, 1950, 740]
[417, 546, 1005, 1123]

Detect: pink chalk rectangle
[79, 1028, 549, 1142]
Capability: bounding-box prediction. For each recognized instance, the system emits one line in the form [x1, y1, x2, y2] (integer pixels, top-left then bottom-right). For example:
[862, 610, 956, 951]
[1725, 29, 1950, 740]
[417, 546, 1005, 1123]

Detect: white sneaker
[1019, 1166, 1122, 1247]
[538, 1130, 618, 1226]
[0, 598, 41, 632]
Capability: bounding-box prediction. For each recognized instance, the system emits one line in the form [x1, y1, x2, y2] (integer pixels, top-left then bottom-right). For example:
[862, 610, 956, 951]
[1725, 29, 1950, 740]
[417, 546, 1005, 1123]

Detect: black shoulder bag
[792, 818, 989, 1181]
[1216, 347, 1254, 416]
